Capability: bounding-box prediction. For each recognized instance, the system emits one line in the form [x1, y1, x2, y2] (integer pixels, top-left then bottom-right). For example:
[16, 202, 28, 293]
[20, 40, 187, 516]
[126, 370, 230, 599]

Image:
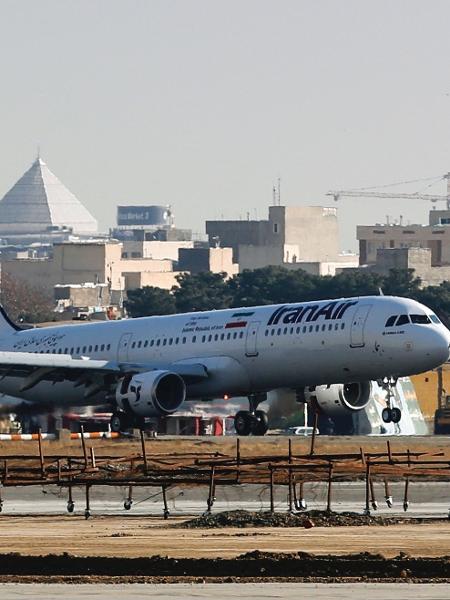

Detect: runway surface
[0, 480, 449, 518]
[0, 583, 449, 599]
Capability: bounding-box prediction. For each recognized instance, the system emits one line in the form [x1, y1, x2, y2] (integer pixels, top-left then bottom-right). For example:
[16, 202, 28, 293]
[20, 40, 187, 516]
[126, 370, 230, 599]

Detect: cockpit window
[410, 314, 431, 324]
[385, 315, 397, 327]
[396, 314, 410, 326]
[430, 314, 441, 324]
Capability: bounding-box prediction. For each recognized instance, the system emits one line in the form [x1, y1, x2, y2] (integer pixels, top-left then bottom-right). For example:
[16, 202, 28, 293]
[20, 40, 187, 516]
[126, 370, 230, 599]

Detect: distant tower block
[0, 157, 98, 238]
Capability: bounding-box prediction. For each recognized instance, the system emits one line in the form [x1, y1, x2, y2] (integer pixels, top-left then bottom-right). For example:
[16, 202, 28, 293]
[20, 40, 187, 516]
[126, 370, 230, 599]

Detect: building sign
[117, 205, 170, 227]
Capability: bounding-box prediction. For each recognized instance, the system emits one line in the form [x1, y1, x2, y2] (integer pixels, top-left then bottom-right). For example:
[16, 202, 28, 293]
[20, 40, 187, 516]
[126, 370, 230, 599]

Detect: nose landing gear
[234, 393, 269, 436]
[379, 377, 402, 424]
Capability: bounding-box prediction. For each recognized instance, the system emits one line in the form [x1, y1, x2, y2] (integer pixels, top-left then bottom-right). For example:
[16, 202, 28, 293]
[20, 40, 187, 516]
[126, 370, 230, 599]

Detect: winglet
[0, 305, 23, 335]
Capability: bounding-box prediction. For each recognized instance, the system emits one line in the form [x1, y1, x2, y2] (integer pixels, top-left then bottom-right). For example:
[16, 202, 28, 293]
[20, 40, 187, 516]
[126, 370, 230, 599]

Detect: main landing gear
[379, 377, 402, 424]
[234, 393, 269, 436]
[110, 411, 146, 433]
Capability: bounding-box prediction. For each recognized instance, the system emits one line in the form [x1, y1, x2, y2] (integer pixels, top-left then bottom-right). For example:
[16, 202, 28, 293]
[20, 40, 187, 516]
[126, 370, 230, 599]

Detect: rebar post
[269, 465, 274, 513]
[37, 428, 45, 477]
[310, 411, 318, 456]
[364, 460, 371, 515]
[326, 461, 333, 513]
[140, 429, 148, 474]
[162, 485, 169, 519]
[80, 426, 88, 470]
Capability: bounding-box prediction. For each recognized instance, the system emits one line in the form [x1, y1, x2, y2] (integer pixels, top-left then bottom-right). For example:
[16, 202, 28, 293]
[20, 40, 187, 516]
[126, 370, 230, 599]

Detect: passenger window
[309, 325, 313, 332]
[220, 334, 224, 340]
[341, 323, 345, 330]
[71, 348, 74, 354]
[208, 335, 212, 342]
[150, 340, 154, 347]
[163, 339, 167, 346]
[290, 327, 294, 334]
[137, 341, 142, 348]
[283, 327, 288, 335]
[175, 337, 179, 344]
[94, 345, 98, 352]
[131, 342, 136, 349]
[385, 315, 397, 327]
[58, 349, 62, 354]
[396, 315, 410, 326]
[328, 324, 333, 331]
[202, 336, 206, 343]
[322, 324, 326, 331]
[192, 336, 197, 342]
[240, 331, 244, 338]
[82, 346, 86, 353]
[144, 340, 148, 347]
[182, 337, 186, 344]
[100, 344, 105, 351]
[88, 345, 92, 352]
[334, 323, 339, 330]
[410, 314, 431, 324]
[106, 344, 111, 350]
[76, 347, 80, 354]
[315, 325, 320, 332]
[228, 333, 232, 339]
[214, 334, 219, 341]
[265, 330, 268, 337]
[157, 339, 161, 346]
[169, 338, 173, 345]
[233, 332, 237, 339]
[271, 330, 275, 336]
[277, 329, 281, 335]
[303, 326, 307, 333]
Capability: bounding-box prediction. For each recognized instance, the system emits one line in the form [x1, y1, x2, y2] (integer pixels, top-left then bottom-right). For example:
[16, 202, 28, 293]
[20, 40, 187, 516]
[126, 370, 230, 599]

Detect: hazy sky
[1, 0, 450, 250]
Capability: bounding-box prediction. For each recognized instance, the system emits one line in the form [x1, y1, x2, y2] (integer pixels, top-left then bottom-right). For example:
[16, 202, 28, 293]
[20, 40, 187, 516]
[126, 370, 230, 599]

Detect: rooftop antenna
[272, 185, 277, 205]
[277, 177, 281, 206]
[36, 144, 41, 161]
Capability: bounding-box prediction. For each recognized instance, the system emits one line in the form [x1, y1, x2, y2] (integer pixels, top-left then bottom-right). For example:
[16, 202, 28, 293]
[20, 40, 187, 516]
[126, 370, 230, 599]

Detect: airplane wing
[0, 351, 208, 398]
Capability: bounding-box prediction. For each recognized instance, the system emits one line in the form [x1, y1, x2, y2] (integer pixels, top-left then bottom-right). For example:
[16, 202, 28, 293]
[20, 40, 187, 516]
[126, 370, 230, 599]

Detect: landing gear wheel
[67, 501, 75, 513]
[390, 407, 402, 423]
[251, 410, 269, 436]
[234, 410, 252, 436]
[382, 408, 392, 423]
[110, 411, 129, 433]
[124, 499, 133, 510]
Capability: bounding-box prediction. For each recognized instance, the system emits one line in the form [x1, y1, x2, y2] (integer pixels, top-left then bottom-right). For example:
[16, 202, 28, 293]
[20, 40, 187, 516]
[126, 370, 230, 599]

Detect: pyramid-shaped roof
[0, 158, 98, 236]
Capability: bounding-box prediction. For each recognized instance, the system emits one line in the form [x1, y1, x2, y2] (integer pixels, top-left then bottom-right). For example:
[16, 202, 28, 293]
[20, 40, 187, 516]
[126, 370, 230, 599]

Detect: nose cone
[421, 328, 450, 367]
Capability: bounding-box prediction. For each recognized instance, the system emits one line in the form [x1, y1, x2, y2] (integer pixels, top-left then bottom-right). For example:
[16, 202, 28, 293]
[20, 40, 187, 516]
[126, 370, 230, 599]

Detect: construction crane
[327, 173, 450, 209]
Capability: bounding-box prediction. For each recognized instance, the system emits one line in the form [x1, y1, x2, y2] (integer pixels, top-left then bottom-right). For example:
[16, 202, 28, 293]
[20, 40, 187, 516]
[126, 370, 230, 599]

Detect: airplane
[0, 294, 448, 436]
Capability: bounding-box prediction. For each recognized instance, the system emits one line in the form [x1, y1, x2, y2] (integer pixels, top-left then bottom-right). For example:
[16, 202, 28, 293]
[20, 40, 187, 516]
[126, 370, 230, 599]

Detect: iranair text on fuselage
[267, 300, 358, 326]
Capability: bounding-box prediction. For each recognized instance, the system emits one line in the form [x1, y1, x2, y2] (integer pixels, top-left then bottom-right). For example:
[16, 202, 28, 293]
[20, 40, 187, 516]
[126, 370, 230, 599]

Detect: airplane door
[350, 305, 372, 348]
[245, 322, 260, 357]
[117, 332, 133, 362]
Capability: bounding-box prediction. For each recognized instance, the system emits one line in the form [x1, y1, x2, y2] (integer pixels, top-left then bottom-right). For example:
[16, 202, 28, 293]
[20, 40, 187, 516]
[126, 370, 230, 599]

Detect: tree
[125, 286, 176, 317]
[173, 272, 232, 312]
[0, 273, 54, 323]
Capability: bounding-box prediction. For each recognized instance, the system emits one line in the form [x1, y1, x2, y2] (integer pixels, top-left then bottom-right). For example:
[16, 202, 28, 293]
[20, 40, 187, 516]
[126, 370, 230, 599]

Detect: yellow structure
[410, 364, 450, 421]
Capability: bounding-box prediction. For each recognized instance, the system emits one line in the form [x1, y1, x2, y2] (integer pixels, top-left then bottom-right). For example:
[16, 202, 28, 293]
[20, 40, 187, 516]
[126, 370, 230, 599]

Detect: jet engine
[116, 370, 186, 417]
[303, 381, 371, 417]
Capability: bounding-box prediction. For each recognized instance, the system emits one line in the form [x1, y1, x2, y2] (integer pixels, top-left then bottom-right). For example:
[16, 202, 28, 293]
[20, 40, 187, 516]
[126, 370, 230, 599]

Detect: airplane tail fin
[0, 305, 22, 335]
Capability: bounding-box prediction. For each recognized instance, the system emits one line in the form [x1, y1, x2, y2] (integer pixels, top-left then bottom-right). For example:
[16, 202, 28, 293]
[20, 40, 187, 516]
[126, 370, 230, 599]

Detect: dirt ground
[0, 514, 449, 559]
[1, 434, 450, 460]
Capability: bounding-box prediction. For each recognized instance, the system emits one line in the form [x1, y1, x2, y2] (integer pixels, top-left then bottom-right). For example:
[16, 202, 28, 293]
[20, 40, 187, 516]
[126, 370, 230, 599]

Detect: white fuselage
[0, 295, 448, 409]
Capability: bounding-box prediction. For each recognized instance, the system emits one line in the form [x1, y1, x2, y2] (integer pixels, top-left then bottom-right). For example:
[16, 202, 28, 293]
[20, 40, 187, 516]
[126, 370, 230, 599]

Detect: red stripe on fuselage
[225, 321, 247, 329]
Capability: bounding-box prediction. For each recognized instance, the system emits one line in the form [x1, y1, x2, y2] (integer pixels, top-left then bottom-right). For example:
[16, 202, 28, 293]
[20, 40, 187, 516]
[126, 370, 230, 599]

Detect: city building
[207, 205, 357, 273]
[357, 209, 450, 267]
[0, 157, 98, 244]
[1, 240, 183, 297]
[178, 247, 238, 276]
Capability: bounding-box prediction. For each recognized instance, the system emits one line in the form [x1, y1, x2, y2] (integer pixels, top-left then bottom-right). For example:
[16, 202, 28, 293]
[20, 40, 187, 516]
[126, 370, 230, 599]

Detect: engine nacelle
[304, 381, 371, 417]
[116, 370, 186, 417]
